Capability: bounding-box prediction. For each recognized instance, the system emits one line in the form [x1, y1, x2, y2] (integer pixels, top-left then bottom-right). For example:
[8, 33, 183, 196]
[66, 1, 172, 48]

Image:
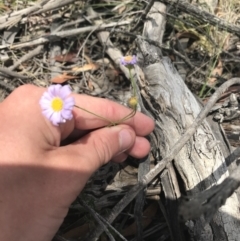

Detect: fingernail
[118, 129, 134, 153]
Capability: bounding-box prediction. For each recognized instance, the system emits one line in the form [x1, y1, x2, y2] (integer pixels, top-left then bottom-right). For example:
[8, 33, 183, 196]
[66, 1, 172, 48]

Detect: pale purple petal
[50, 112, 62, 126]
[61, 109, 73, 120]
[42, 108, 54, 119]
[64, 104, 74, 110]
[53, 85, 62, 97]
[59, 85, 72, 99]
[131, 55, 137, 64]
[120, 55, 137, 66]
[41, 91, 53, 100]
[67, 113, 73, 120]
[47, 85, 57, 96]
[48, 84, 61, 97]
[40, 84, 75, 126]
[39, 98, 51, 109]
[51, 120, 59, 126]
[120, 56, 125, 65]
[40, 103, 50, 110]
[64, 97, 75, 109]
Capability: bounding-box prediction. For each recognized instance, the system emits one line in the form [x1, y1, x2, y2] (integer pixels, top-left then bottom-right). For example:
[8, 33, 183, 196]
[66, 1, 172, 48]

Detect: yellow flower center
[124, 56, 133, 63]
[51, 97, 63, 112]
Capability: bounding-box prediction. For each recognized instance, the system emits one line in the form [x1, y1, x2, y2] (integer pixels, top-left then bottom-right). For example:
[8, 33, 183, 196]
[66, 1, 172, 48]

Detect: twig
[79, 198, 117, 241]
[0, 0, 78, 30]
[0, 67, 28, 79]
[112, 30, 209, 76]
[161, 0, 240, 36]
[85, 77, 240, 240]
[53, 13, 108, 33]
[9, 45, 44, 71]
[167, 47, 207, 76]
[0, 0, 50, 28]
[94, 214, 128, 241]
[0, 80, 15, 92]
[80, 197, 128, 241]
[0, 20, 131, 50]
[34, 0, 76, 14]
[221, 50, 240, 64]
[131, 0, 155, 31]
[136, 33, 220, 88]
[134, 156, 150, 241]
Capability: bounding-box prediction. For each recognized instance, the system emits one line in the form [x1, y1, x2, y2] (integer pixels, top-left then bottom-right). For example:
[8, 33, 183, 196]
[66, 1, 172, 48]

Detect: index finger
[73, 94, 155, 136]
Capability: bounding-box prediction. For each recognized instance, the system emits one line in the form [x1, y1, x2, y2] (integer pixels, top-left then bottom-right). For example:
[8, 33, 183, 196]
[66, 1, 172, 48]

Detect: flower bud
[128, 96, 138, 110]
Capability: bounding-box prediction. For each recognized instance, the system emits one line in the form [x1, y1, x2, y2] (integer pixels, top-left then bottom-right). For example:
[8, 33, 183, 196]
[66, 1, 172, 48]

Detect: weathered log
[137, 2, 240, 240]
[81, 3, 240, 241]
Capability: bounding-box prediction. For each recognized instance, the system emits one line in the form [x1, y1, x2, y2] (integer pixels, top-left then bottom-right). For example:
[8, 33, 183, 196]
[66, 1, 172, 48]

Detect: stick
[86, 77, 240, 240]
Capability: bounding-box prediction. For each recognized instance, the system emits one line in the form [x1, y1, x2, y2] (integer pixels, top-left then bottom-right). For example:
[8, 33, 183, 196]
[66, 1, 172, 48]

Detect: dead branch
[0, 0, 49, 28]
[162, 0, 240, 36]
[9, 45, 44, 71]
[0, 20, 131, 50]
[86, 76, 240, 240]
[0, 66, 28, 79]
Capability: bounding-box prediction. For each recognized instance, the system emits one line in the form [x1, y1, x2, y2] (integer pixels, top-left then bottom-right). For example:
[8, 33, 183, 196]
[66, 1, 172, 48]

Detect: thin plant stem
[129, 67, 137, 96]
[73, 63, 138, 127]
[74, 105, 136, 127]
[117, 109, 136, 123]
[74, 105, 115, 126]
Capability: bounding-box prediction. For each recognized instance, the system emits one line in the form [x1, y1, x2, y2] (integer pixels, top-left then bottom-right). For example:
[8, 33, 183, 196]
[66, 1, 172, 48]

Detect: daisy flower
[120, 55, 137, 67]
[39, 84, 75, 126]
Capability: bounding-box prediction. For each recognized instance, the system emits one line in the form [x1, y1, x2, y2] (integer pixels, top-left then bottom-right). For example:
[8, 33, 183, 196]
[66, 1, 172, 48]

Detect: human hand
[0, 84, 154, 241]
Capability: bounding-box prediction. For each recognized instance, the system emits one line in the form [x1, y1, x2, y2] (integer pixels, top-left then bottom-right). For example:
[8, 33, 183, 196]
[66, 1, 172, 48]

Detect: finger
[62, 133, 151, 162]
[72, 94, 155, 136]
[0, 85, 65, 147]
[7, 85, 154, 142]
[54, 125, 136, 176]
[126, 136, 151, 158]
[60, 129, 89, 145]
[112, 153, 128, 163]
[111, 137, 151, 162]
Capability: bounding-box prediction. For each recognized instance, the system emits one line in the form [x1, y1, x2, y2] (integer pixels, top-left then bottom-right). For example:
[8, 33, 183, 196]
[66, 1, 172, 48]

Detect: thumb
[60, 125, 136, 173]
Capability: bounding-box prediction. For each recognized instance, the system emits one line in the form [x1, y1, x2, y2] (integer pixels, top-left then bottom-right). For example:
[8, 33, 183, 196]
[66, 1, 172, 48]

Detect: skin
[0, 85, 155, 241]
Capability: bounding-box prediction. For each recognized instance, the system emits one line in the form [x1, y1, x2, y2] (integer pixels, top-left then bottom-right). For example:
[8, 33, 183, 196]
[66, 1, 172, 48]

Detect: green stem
[129, 68, 137, 96]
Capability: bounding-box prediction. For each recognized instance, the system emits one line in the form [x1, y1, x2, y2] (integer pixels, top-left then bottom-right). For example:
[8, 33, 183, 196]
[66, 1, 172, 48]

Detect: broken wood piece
[0, 66, 28, 79]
